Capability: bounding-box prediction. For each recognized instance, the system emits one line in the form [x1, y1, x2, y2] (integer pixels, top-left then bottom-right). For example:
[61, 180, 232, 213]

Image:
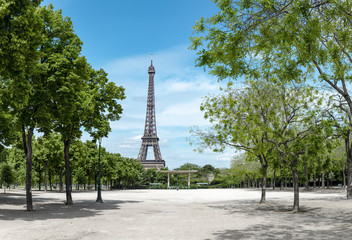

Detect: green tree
[191, 0, 352, 199]
[38, 5, 125, 204]
[1, 164, 14, 193]
[0, 0, 45, 211]
[74, 167, 87, 190]
[189, 80, 278, 203]
[264, 84, 328, 211]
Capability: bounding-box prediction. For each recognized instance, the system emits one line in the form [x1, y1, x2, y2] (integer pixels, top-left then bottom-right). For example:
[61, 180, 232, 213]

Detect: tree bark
[343, 168, 346, 189]
[313, 171, 316, 188]
[49, 171, 52, 191]
[44, 160, 48, 192]
[59, 167, 64, 192]
[291, 166, 300, 212]
[258, 155, 268, 203]
[95, 174, 97, 190]
[345, 135, 352, 198]
[64, 139, 73, 205]
[273, 168, 276, 190]
[285, 176, 288, 188]
[260, 174, 267, 203]
[322, 170, 325, 188]
[23, 126, 34, 211]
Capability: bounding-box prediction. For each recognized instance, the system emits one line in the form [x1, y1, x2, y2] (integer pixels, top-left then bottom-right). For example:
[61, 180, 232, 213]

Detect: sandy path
[1, 188, 352, 239]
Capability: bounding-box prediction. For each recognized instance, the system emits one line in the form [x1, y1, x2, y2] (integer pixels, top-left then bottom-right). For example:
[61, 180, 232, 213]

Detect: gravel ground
[1, 188, 352, 240]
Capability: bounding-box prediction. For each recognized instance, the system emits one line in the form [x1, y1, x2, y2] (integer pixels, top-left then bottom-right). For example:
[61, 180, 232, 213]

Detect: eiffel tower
[137, 58, 165, 169]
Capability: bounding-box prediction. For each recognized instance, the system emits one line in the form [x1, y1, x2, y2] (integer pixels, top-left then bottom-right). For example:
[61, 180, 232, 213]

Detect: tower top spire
[148, 54, 155, 73]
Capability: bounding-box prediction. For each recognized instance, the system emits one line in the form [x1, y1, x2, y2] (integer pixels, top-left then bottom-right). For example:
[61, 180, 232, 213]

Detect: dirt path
[1, 188, 351, 239]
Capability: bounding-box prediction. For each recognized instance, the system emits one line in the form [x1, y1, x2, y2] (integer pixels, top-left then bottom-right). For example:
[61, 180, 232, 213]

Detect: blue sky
[41, 0, 234, 169]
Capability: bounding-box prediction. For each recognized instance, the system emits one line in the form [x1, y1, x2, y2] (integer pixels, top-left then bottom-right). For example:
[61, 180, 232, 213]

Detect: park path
[1, 189, 351, 239]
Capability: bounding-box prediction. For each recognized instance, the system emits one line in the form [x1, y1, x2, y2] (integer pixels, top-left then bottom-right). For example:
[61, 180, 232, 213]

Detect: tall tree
[189, 80, 278, 203]
[191, 0, 352, 198]
[0, 0, 47, 211]
[264, 84, 327, 211]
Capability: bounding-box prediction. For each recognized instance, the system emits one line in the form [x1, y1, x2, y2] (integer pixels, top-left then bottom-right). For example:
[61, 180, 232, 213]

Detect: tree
[191, 0, 352, 198]
[39, 5, 125, 204]
[0, 1, 49, 211]
[189, 80, 278, 203]
[264, 83, 328, 211]
[1, 164, 14, 193]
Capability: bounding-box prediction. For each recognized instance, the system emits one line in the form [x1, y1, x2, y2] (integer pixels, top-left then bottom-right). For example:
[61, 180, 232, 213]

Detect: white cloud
[158, 98, 209, 127]
[160, 75, 219, 93]
[118, 144, 137, 149]
[215, 152, 234, 161]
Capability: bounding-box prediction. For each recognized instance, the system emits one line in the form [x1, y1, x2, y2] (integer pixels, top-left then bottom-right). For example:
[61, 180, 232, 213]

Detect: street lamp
[96, 136, 103, 203]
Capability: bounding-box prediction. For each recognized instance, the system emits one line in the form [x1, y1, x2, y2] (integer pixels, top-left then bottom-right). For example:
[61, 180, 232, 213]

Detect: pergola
[160, 170, 198, 189]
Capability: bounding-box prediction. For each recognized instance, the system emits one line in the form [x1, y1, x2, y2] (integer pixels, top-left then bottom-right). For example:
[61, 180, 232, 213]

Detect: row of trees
[189, 0, 352, 211]
[0, 1, 125, 210]
[0, 135, 144, 191]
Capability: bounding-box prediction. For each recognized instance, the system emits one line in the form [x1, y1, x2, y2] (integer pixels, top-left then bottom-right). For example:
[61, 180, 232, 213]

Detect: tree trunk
[313, 171, 316, 188]
[38, 164, 42, 191]
[95, 174, 97, 190]
[260, 173, 267, 203]
[59, 167, 64, 192]
[322, 171, 325, 188]
[343, 168, 346, 189]
[346, 149, 352, 198]
[291, 166, 300, 212]
[44, 161, 48, 192]
[344, 132, 352, 198]
[64, 139, 73, 205]
[280, 175, 283, 190]
[273, 169, 276, 190]
[49, 171, 52, 191]
[23, 126, 34, 211]
[285, 176, 288, 188]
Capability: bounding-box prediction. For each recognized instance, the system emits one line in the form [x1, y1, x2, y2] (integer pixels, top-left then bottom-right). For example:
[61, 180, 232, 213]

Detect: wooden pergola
[160, 170, 198, 189]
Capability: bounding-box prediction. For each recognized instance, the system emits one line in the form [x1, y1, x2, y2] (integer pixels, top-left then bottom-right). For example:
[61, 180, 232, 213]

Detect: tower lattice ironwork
[137, 59, 165, 169]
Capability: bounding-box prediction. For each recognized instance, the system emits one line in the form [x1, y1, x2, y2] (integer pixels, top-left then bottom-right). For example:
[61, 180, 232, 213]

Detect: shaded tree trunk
[64, 139, 73, 205]
[95, 174, 97, 190]
[59, 167, 64, 192]
[273, 168, 276, 190]
[285, 176, 288, 188]
[342, 168, 346, 189]
[260, 174, 267, 203]
[23, 126, 34, 211]
[49, 171, 52, 191]
[291, 165, 299, 212]
[345, 135, 352, 198]
[258, 155, 269, 204]
[322, 171, 325, 188]
[313, 172, 316, 188]
[44, 160, 48, 192]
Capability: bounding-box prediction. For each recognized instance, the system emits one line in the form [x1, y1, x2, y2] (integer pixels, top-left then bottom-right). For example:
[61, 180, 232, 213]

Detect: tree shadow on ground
[0, 192, 141, 221]
[208, 200, 352, 240]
